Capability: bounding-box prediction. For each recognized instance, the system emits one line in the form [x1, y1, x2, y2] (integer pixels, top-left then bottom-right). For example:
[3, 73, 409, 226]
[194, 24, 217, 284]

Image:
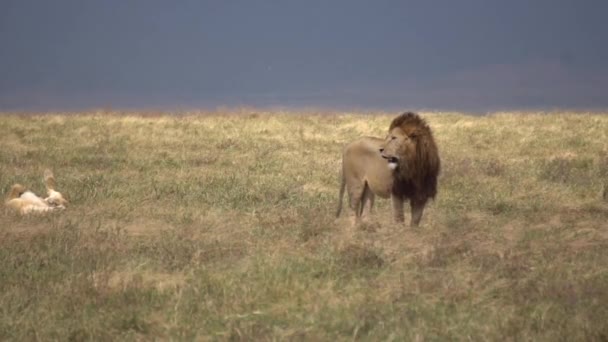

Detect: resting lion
[5, 169, 68, 215]
[336, 112, 440, 227]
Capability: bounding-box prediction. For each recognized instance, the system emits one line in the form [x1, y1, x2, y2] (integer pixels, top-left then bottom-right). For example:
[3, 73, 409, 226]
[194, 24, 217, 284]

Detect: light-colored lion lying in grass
[5, 169, 68, 215]
[337, 112, 441, 227]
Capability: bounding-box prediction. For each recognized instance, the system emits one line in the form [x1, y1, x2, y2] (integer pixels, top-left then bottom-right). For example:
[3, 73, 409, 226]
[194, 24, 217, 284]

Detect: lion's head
[379, 112, 440, 198]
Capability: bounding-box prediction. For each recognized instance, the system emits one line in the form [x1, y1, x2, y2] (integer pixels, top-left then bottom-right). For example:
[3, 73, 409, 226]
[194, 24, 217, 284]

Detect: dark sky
[1, 0, 607, 112]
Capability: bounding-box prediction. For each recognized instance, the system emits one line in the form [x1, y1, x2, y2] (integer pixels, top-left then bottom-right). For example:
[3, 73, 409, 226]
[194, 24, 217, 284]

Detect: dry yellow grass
[1, 110, 607, 340]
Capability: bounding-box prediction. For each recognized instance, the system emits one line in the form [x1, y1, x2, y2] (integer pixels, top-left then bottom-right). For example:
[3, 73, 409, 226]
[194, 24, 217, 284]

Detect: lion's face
[379, 128, 416, 171]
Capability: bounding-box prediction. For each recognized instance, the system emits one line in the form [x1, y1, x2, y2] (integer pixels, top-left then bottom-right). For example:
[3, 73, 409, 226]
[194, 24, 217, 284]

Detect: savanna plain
[1, 110, 607, 341]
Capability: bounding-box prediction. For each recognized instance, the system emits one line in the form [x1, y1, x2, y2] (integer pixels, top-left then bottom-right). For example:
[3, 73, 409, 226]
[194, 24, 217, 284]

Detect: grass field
[1, 110, 608, 340]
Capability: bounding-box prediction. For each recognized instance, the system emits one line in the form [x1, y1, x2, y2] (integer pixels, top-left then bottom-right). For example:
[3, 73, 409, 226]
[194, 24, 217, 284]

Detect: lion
[5, 169, 68, 215]
[336, 112, 440, 227]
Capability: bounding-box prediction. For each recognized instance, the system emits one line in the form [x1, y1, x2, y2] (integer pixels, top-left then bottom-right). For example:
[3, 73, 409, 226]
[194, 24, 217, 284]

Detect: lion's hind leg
[360, 184, 375, 221]
[347, 182, 366, 225]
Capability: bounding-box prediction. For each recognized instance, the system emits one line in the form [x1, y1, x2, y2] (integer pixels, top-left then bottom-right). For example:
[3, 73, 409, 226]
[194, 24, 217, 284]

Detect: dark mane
[389, 112, 440, 200]
[389, 112, 430, 132]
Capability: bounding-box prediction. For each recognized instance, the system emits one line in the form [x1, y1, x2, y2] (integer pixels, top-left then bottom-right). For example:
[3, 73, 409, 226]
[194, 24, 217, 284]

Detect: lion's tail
[336, 173, 346, 218]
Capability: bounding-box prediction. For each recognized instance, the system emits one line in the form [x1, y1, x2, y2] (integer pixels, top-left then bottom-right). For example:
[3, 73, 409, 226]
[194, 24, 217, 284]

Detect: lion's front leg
[410, 198, 428, 227]
[391, 195, 405, 223]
